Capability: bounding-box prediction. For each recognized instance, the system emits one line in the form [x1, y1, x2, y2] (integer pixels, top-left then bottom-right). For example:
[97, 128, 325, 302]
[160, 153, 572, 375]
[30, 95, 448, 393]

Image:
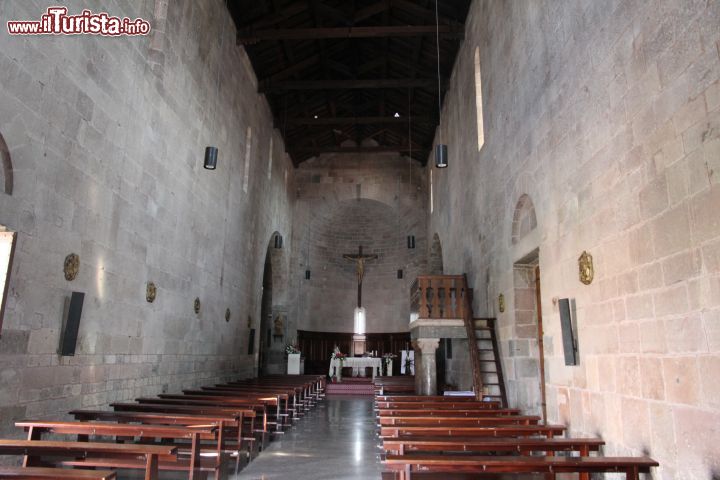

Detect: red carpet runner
[325, 377, 375, 395]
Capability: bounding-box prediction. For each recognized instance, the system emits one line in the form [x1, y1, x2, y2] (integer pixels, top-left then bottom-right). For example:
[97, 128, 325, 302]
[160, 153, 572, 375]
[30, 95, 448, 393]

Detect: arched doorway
[509, 194, 546, 422]
[258, 232, 287, 375]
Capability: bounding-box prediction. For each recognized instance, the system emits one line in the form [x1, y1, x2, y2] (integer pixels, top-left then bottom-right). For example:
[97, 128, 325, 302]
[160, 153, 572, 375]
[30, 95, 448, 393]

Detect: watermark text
[7, 7, 151, 36]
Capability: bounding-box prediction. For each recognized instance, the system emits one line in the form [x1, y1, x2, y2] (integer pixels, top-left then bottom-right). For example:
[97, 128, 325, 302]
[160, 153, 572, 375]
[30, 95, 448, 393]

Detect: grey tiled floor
[234, 395, 382, 480]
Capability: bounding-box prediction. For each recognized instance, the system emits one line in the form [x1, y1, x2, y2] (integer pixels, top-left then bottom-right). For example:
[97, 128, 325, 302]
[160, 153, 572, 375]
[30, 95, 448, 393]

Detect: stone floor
[234, 395, 383, 480]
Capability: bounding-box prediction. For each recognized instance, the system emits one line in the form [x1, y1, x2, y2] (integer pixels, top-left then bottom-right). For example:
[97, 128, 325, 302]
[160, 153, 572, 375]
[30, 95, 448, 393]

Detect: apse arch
[429, 233, 444, 275]
[301, 198, 410, 333]
[0, 132, 13, 195]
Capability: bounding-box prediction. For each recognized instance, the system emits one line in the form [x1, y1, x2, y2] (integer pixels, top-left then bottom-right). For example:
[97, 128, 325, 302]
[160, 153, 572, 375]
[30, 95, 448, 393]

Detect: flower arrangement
[382, 352, 397, 366]
[285, 341, 301, 355]
[331, 351, 347, 361]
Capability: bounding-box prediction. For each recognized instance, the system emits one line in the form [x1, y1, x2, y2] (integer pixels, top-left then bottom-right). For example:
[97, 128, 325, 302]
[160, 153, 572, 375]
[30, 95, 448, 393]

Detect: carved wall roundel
[146, 281, 157, 303]
[64, 253, 80, 281]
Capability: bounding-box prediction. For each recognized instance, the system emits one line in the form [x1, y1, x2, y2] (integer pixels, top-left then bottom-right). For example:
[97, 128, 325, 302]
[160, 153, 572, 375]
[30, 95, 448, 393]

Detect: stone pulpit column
[413, 338, 440, 395]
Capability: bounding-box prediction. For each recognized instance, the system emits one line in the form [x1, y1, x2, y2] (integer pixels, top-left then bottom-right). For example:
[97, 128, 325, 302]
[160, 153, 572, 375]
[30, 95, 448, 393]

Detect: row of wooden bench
[0, 374, 325, 480]
[372, 381, 658, 480]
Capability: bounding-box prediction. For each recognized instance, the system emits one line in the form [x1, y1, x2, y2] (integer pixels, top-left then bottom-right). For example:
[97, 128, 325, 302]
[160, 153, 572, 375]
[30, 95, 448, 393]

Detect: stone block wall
[289, 153, 427, 336]
[0, 0, 293, 435]
[429, 0, 720, 478]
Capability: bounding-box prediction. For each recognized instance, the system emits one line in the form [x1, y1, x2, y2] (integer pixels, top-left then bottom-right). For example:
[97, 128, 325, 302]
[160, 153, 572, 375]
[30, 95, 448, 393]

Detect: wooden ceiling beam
[353, 1, 391, 23]
[289, 145, 428, 154]
[238, 25, 463, 44]
[260, 78, 447, 92]
[238, 1, 308, 31]
[276, 115, 436, 126]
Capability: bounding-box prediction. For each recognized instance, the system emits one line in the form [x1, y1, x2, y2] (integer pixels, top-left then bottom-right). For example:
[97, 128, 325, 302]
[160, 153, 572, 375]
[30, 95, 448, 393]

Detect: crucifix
[343, 245, 378, 308]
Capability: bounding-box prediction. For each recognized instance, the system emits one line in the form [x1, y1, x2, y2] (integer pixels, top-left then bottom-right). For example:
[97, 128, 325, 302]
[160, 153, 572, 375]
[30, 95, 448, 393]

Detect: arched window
[0, 132, 12, 195]
[243, 126, 252, 193]
[512, 194, 537, 245]
[474, 47, 485, 152]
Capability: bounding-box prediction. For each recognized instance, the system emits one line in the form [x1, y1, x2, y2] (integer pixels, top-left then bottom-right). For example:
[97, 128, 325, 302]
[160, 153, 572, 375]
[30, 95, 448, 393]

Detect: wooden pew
[133, 397, 275, 447]
[380, 424, 566, 439]
[373, 377, 416, 395]
[376, 395, 484, 402]
[380, 436, 605, 456]
[16, 421, 219, 480]
[181, 389, 294, 426]
[69, 409, 255, 471]
[152, 394, 285, 434]
[0, 439, 174, 480]
[383, 454, 659, 480]
[377, 408, 521, 417]
[376, 401, 503, 411]
[378, 415, 540, 427]
[204, 385, 304, 418]
[0, 466, 117, 479]
[111, 402, 261, 433]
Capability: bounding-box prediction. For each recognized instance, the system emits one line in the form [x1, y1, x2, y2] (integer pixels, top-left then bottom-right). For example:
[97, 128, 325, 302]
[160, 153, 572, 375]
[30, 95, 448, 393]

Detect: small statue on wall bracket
[225, 308, 231, 322]
[64, 253, 80, 281]
[578, 250, 594, 285]
[498, 293, 505, 313]
[194, 297, 201, 315]
[273, 314, 285, 337]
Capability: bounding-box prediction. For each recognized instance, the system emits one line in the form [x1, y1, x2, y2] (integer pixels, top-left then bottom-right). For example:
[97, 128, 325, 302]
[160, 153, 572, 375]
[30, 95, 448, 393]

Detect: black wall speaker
[59, 291, 84, 356]
[558, 298, 579, 366]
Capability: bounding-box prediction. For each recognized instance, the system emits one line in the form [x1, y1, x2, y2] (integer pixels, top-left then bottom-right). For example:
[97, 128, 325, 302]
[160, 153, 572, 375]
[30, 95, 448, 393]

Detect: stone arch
[511, 194, 537, 245]
[259, 231, 288, 375]
[429, 233, 444, 275]
[0, 132, 13, 195]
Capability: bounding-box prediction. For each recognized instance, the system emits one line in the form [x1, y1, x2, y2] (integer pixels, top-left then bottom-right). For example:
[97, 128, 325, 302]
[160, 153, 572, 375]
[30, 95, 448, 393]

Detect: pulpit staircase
[471, 317, 508, 407]
[412, 275, 507, 407]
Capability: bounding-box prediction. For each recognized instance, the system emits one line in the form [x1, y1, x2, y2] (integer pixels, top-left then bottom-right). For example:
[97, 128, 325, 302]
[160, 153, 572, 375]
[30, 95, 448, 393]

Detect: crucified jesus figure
[343, 245, 378, 307]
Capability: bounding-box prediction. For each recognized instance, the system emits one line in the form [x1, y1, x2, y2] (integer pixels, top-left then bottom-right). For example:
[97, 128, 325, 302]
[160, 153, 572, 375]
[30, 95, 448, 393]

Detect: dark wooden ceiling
[228, 0, 471, 166]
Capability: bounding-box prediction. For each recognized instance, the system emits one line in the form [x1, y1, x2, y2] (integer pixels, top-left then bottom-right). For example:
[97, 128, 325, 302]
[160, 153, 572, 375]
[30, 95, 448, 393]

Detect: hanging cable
[435, 0, 442, 125]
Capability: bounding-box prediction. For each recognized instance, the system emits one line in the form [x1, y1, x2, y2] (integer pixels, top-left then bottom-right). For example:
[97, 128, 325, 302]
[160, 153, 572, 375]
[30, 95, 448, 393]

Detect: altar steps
[326, 377, 375, 396]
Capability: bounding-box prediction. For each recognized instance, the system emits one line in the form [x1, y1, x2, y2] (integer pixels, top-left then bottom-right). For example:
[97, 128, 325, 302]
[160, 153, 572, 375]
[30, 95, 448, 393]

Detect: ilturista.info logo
[7, 6, 151, 36]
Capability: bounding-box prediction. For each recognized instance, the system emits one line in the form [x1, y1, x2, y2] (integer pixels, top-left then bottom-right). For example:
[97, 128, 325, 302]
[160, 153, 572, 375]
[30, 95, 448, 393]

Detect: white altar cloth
[329, 357, 383, 380]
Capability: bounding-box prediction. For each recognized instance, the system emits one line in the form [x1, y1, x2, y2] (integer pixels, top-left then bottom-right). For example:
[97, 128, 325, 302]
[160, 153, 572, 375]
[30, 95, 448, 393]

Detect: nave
[235, 396, 382, 480]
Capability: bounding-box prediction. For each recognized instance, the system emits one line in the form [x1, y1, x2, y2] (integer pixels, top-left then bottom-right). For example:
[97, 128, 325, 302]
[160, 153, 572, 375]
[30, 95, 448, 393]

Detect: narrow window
[267, 136, 273, 180]
[0, 228, 17, 335]
[243, 126, 252, 193]
[430, 168, 434, 214]
[474, 47, 485, 151]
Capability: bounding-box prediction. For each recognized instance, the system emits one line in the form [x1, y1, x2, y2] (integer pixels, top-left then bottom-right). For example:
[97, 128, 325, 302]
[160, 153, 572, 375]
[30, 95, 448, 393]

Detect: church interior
[0, 0, 719, 479]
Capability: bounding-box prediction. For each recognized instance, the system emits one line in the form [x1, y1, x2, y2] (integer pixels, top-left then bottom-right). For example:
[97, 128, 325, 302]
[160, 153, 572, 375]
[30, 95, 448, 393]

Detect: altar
[329, 357, 385, 380]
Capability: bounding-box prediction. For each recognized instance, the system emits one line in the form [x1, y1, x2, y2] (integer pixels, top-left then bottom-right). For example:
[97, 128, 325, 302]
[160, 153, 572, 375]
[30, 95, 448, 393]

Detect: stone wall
[0, 0, 294, 435]
[429, 0, 720, 478]
[288, 153, 427, 337]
